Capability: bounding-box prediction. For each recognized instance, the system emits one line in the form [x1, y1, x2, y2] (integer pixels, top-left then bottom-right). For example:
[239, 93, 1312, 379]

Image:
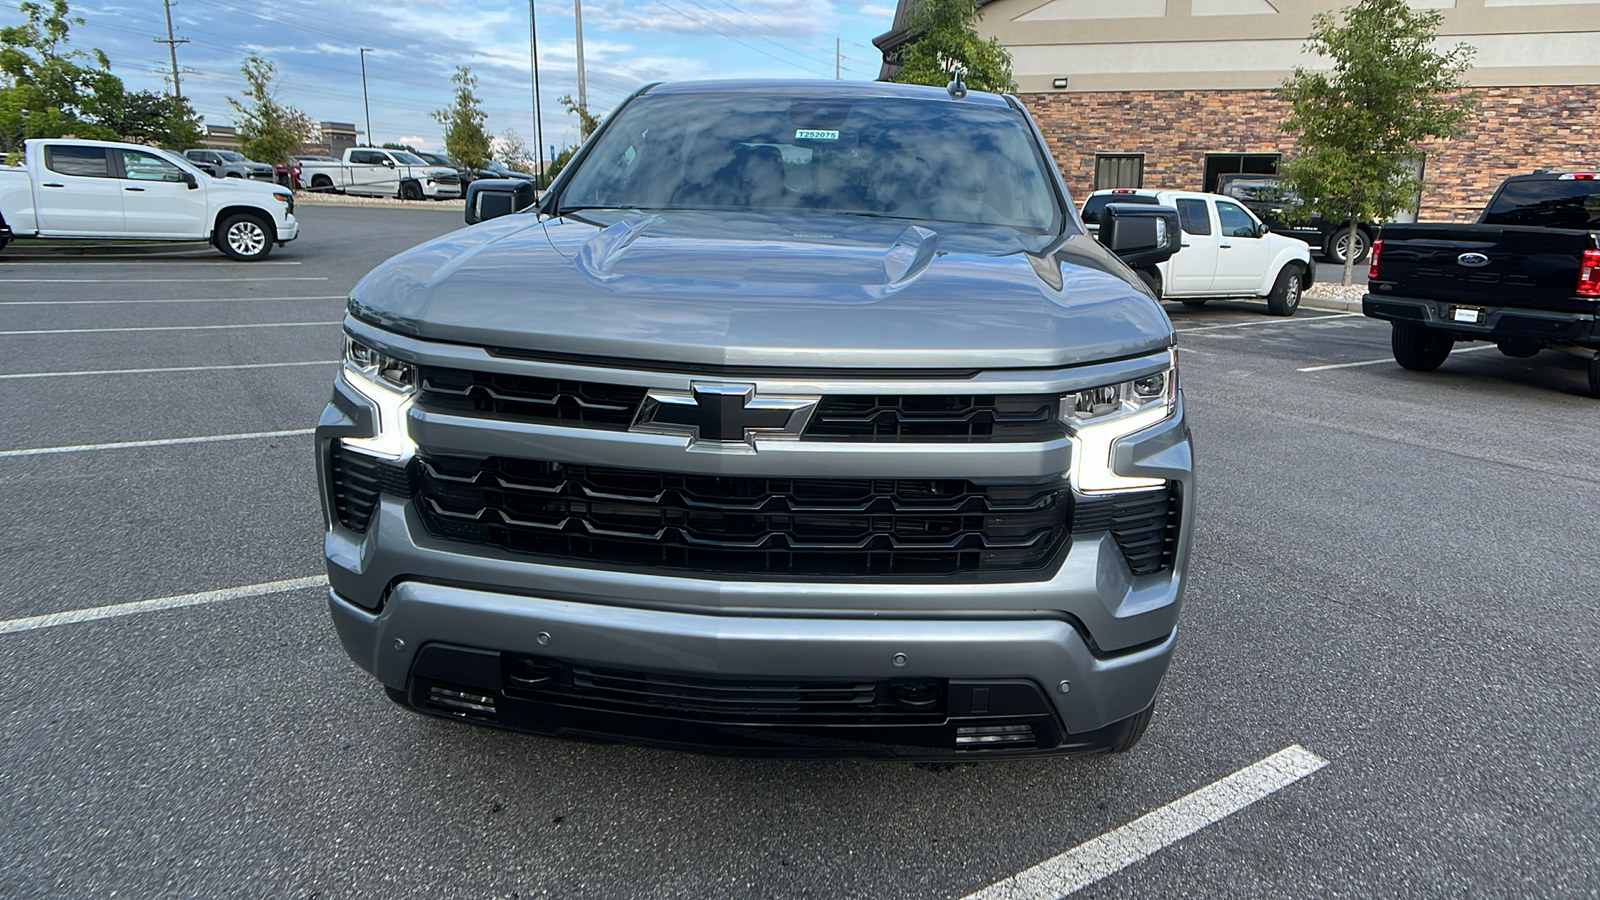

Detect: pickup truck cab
[0, 138, 298, 260]
[1083, 188, 1315, 316]
[183, 148, 275, 181]
[1216, 173, 1377, 265]
[1364, 171, 1600, 397]
[318, 79, 1193, 760]
[299, 148, 462, 200]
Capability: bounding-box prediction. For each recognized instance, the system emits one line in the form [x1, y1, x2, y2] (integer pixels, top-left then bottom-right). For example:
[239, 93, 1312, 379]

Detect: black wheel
[1324, 227, 1371, 265]
[310, 174, 333, 191]
[1391, 323, 1453, 371]
[400, 180, 424, 201]
[1180, 298, 1207, 308]
[1109, 703, 1155, 753]
[1266, 264, 1303, 316]
[225, 172, 243, 179]
[214, 213, 274, 261]
[1137, 269, 1161, 298]
[1588, 356, 1600, 399]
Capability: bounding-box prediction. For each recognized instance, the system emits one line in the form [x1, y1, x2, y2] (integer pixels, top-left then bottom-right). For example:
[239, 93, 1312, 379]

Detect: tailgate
[1372, 223, 1596, 313]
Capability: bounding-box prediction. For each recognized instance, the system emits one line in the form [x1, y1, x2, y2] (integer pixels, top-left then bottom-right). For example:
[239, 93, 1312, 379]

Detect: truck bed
[1368, 222, 1598, 315]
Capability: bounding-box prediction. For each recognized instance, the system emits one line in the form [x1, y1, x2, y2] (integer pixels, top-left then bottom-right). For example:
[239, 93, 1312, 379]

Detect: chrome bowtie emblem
[633, 384, 818, 447]
[1457, 252, 1490, 268]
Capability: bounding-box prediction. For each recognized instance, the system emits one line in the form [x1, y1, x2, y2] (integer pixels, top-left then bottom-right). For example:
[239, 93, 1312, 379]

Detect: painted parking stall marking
[6, 276, 330, 284]
[0, 321, 342, 336]
[961, 745, 1330, 900]
[1175, 312, 1360, 334]
[0, 361, 335, 381]
[1298, 343, 1499, 372]
[0, 576, 328, 636]
[0, 428, 315, 459]
[0, 294, 346, 306]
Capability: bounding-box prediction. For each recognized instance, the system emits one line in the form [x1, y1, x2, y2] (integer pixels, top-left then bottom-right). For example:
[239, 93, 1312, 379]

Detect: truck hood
[349, 211, 1173, 369]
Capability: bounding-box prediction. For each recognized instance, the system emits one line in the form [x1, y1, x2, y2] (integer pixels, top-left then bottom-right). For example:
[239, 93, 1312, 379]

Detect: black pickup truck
[1364, 171, 1600, 397]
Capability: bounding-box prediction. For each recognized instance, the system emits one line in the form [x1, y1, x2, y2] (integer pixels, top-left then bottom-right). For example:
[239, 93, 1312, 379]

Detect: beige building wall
[966, 0, 1600, 221]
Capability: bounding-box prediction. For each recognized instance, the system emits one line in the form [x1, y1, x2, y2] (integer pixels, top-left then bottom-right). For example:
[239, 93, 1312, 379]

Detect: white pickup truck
[298, 147, 461, 200]
[1082, 188, 1315, 316]
[1, 138, 298, 260]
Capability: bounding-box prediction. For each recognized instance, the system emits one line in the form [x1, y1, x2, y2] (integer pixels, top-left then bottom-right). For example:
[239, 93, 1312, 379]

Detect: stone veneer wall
[1019, 85, 1600, 223]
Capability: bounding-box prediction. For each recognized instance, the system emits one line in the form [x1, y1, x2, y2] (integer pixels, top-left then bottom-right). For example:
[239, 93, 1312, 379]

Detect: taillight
[1368, 239, 1383, 281]
[1557, 173, 1597, 181]
[1579, 249, 1600, 298]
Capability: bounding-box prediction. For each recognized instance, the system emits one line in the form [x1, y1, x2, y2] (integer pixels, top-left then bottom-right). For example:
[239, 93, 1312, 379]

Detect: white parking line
[0, 428, 314, 458]
[1176, 313, 1360, 334]
[0, 321, 341, 336]
[961, 745, 1329, 900]
[1297, 344, 1499, 372]
[0, 361, 335, 380]
[0, 576, 328, 636]
[0, 260, 302, 266]
[0, 294, 345, 306]
[6, 277, 329, 284]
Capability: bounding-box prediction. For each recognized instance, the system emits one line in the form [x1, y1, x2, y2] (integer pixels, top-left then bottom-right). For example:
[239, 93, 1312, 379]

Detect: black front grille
[416, 454, 1070, 577]
[1072, 486, 1181, 576]
[504, 656, 946, 724]
[417, 366, 647, 429]
[415, 366, 1064, 443]
[434, 173, 461, 185]
[329, 443, 413, 532]
[805, 394, 1064, 441]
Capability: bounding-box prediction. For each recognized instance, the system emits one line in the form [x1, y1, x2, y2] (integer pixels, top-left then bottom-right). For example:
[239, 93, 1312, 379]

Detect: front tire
[1324, 227, 1371, 265]
[1108, 704, 1155, 753]
[1180, 298, 1207, 308]
[1266, 265, 1303, 316]
[310, 174, 333, 191]
[400, 180, 424, 201]
[1137, 269, 1161, 298]
[215, 213, 274, 261]
[1391, 323, 1453, 371]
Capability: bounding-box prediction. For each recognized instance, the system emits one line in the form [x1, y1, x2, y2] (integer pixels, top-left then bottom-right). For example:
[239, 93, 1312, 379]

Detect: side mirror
[383, 158, 396, 168]
[1256, 222, 1271, 238]
[1096, 203, 1182, 268]
[465, 178, 538, 225]
[183, 172, 199, 189]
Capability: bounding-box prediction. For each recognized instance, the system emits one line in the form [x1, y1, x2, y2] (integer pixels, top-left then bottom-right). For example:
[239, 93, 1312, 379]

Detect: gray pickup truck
[316, 79, 1194, 758]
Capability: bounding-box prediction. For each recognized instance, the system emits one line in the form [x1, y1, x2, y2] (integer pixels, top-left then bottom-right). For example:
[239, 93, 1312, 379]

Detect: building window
[1203, 153, 1280, 193]
[1094, 153, 1145, 190]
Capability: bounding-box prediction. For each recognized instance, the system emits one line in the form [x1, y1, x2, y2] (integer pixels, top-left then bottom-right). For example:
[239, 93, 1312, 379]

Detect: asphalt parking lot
[2, 206, 1596, 899]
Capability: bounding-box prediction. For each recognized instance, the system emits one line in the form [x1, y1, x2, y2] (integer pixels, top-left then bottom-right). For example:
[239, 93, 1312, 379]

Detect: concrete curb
[293, 194, 465, 211]
[1301, 294, 1366, 314]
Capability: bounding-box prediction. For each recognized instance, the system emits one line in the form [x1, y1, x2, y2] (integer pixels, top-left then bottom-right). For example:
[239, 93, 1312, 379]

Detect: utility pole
[836, 38, 840, 80]
[153, 0, 189, 99]
[530, 0, 545, 184]
[359, 48, 374, 147]
[574, 0, 587, 112]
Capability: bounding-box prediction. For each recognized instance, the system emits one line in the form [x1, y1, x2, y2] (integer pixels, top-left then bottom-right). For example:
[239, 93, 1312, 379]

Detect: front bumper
[330, 582, 1174, 758]
[277, 215, 299, 243]
[1364, 292, 1597, 345]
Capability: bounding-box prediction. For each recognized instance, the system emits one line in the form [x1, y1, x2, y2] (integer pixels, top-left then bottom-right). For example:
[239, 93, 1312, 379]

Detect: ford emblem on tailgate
[1457, 252, 1490, 268]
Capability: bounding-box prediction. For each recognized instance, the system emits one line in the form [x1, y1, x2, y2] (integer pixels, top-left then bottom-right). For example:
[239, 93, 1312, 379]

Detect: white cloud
[590, 0, 836, 38]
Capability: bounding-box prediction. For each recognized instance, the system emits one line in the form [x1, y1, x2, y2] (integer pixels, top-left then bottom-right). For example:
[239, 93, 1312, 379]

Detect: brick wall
[1019, 85, 1600, 224]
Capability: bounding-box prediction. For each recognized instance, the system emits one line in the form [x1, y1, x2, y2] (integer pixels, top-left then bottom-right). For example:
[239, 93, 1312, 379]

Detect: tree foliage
[432, 66, 491, 169]
[494, 128, 535, 173]
[1279, 0, 1476, 282]
[0, 0, 205, 152]
[558, 94, 599, 141]
[227, 55, 314, 164]
[889, 0, 1016, 94]
[381, 141, 416, 152]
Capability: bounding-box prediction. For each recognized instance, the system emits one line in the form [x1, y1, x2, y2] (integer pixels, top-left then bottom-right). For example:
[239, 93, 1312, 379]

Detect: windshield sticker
[795, 129, 840, 140]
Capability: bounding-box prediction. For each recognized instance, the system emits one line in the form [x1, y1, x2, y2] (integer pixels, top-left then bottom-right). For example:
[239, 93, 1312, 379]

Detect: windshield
[1481, 180, 1600, 229]
[1080, 193, 1159, 224]
[217, 151, 246, 162]
[1220, 179, 1288, 203]
[559, 93, 1063, 233]
[390, 151, 427, 165]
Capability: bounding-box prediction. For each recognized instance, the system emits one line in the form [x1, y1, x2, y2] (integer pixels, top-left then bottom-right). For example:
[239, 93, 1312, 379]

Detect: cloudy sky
[4, 0, 899, 155]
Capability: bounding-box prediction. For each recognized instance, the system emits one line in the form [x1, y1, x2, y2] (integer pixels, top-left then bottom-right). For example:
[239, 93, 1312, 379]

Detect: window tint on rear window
[1481, 180, 1600, 229]
[1080, 193, 1158, 224]
[46, 146, 110, 178]
[1176, 199, 1211, 235]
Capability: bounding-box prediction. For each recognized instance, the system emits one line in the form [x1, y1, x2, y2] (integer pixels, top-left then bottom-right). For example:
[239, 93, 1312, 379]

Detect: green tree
[101, 89, 204, 150]
[888, 0, 1015, 94]
[558, 94, 599, 141]
[543, 145, 576, 188]
[494, 128, 534, 172]
[381, 141, 417, 152]
[432, 66, 491, 169]
[1279, 0, 1476, 284]
[0, 0, 119, 151]
[227, 55, 312, 164]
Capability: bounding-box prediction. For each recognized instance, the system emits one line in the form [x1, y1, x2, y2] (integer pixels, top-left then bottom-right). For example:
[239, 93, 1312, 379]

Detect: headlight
[1063, 348, 1177, 493]
[341, 336, 417, 461]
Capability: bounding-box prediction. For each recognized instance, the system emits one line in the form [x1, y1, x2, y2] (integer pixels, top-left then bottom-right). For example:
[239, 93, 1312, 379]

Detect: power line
[152, 0, 189, 98]
[646, 0, 833, 78]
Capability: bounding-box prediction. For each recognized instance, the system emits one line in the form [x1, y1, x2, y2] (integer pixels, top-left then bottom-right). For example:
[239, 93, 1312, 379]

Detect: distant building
[876, 0, 1600, 222]
[319, 122, 361, 156]
[199, 124, 242, 153]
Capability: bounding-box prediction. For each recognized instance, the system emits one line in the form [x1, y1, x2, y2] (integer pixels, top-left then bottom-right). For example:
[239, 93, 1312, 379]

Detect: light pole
[359, 48, 374, 147]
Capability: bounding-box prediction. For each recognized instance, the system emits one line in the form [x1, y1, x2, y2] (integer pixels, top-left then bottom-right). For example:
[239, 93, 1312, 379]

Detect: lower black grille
[416, 454, 1070, 577]
[806, 394, 1064, 441]
[505, 656, 945, 724]
[1071, 486, 1180, 576]
[329, 443, 412, 533]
